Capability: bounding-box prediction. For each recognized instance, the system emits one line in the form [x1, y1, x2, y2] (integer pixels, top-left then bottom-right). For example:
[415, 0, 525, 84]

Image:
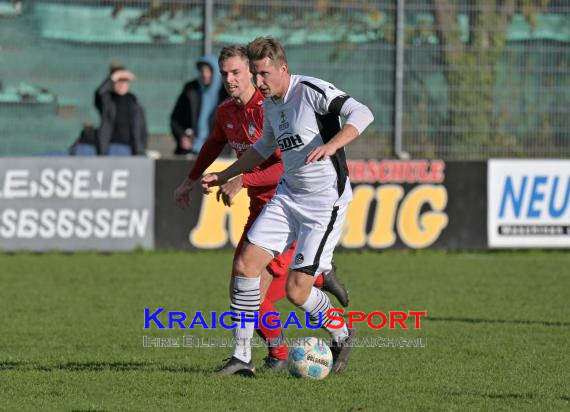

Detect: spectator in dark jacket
[94, 64, 148, 156]
[170, 54, 228, 155]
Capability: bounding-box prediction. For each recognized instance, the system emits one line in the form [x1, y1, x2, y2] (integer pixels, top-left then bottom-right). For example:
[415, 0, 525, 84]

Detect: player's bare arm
[216, 175, 244, 206]
[201, 147, 266, 193]
[174, 177, 196, 208]
[305, 124, 360, 164]
[306, 96, 374, 164]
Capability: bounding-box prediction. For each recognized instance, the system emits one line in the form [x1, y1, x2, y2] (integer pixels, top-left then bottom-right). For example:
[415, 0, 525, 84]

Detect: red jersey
[188, 89, 283, 203]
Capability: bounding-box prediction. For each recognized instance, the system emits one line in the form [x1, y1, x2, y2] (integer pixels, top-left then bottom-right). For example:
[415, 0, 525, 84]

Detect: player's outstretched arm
[217, 175, 243, 206]
[174, 177, 196, 208]
[202, 147, 266, 193]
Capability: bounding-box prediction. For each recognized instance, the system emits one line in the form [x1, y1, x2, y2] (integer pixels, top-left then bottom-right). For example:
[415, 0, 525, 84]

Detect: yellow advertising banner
[188, 159, 448, 250]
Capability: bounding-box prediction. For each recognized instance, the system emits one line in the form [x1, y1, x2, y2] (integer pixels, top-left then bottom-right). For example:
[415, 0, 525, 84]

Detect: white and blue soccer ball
[287, 336, 333, 380]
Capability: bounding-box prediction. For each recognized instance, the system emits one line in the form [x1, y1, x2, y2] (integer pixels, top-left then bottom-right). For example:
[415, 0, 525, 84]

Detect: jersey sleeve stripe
[329, 95, 351, 116]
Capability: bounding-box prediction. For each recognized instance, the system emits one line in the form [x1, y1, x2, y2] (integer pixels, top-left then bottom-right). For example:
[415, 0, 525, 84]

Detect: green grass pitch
[1, 250, 569, 411]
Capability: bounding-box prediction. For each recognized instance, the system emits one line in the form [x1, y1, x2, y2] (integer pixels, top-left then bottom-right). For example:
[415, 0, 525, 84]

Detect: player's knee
[286, 282, 306, 306]
[233, 255, 257, 278]
[286, 270, 314, 305]
[233, 256, 248, 277]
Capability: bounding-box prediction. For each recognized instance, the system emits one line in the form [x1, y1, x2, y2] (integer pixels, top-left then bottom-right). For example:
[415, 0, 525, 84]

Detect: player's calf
[256, 299, 288, 366]
[285, 271, 315, 306]
[288, 270, 351, 362]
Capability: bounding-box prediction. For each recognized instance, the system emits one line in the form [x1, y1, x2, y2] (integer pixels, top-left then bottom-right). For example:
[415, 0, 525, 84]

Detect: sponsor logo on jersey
[248, 123, 256, 138]
[278, 110, 289, 131]
[229, 141, 251, 152]
[226, 123, 233, 129]
[277, 133, 304, 152]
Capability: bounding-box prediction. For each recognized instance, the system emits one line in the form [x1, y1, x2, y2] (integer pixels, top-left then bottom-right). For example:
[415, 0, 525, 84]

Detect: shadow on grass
[70, 409, 109, 412]
[426, 316, 570, 328]
[0, 360, 206, 374]
[448, 391, 569, 402]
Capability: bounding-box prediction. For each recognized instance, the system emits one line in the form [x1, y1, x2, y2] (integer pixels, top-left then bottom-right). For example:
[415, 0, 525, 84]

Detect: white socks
[230, 276, 260, 363]
[299, 287, 348, 343]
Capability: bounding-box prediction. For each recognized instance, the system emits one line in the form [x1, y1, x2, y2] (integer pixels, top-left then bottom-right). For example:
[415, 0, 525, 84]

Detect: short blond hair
[218, 44, 249, 66]
[246, 37, 287, 66]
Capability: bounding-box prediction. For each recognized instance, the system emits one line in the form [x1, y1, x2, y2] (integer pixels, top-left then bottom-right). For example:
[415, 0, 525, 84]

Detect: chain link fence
[402, 1, 570, 159]
[0, 0, 568, 158]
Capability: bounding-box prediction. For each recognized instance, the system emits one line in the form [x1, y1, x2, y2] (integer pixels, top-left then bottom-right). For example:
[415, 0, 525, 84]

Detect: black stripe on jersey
[301, 81, 349, 196]
[300, 80, 325, 96]
[329, 95, 351, 116]
[295, 206, 339, 276]
[315, 112, 348, 196]
[300, 81, 350, 115]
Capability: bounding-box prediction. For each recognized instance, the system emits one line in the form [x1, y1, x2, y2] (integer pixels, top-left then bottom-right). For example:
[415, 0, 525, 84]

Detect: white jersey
[253, 74, 352, 197]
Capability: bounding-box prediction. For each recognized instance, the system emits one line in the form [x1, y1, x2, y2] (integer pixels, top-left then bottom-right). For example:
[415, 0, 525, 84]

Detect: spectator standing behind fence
[170, 54, 227, 155]
[94, 63, 148, 156]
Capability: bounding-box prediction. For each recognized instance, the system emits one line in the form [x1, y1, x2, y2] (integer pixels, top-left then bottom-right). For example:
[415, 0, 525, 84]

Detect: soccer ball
[287, 337, 333, 380]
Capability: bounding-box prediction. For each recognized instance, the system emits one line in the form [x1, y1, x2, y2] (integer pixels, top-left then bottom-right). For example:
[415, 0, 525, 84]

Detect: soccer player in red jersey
[174, 45, 348, 371]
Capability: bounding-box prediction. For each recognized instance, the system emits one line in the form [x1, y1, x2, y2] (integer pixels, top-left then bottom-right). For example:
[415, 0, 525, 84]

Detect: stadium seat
[108, 143, 132, 156]
[72, 143, 97, 156]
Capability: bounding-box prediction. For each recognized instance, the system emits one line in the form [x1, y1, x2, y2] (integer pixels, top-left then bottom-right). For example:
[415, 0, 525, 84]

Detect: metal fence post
[203, 0, 213, 56]
[394, 0, 409, 159]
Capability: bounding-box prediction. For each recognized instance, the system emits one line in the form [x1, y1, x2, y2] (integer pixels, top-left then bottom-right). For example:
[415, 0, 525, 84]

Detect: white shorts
[247, 178, 352, 276]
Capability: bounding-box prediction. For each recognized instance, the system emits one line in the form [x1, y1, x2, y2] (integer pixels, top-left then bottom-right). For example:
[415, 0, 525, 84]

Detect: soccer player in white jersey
[202, 37, 374, 376]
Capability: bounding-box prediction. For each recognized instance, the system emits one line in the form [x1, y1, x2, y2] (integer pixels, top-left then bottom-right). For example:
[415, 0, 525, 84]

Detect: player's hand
[174, 177, 195, 208]
[305, 143, 337, 164]
[201, 173, 227, 194]
[216, 175, 243, 206]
